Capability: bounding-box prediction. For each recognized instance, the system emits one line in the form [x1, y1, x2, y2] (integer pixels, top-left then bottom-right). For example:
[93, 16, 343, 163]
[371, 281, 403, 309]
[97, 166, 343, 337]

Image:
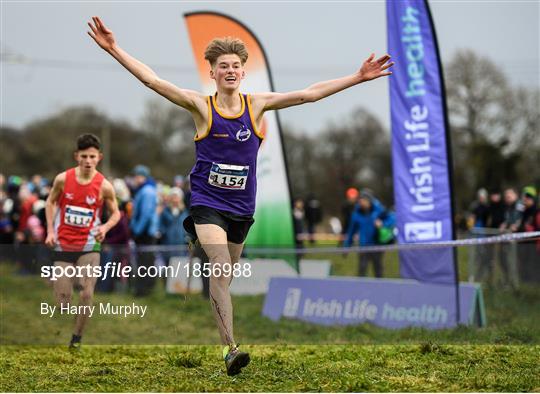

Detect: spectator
[469, 188, 492, 283]
[173, 175, 185, 189]
[292, 198, 305, 252]
[487, 191, 505, 229]
[500, 188, 523, 233]
[130, 165, 159, 297]
[16, 184, 38, 238]
[98, 179, 131, 293]
[305, 194, 322, 245]
[344, 190, 395, 278]
[28, 174, 43, 195]
[469, 188, 490, 229]
[0, 174, 14, 246]
[519, 186, 538, 232]
[14, 183, 38, 273]
[159, 187, 189, 264]
[518, 186, 539, 283]
[6, 176, 23, 230]
[0, 201, 13, 245]
[498, 188, 523, 289]
[341, 187, 359, 246]
[1, 176, 22, 262]
[28, 199, 49, 270]
[473, 190, 505, 286]
[27, 199, 46, 243]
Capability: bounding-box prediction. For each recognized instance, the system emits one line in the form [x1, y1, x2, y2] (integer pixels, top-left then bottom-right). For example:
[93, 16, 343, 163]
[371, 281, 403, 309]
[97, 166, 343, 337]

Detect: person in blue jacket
[130, 164, 158, 296]
[344, 190, 395, 278]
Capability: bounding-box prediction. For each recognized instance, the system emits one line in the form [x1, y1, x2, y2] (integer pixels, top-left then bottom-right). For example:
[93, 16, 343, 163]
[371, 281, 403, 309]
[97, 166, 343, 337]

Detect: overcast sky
[1, 1, 539, 135]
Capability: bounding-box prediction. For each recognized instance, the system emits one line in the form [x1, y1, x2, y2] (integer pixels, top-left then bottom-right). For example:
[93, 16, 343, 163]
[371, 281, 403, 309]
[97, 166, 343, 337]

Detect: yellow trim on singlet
[212, 93, 245, 119]
[194, 96, 213, 141]
[247, 94, 265, 140]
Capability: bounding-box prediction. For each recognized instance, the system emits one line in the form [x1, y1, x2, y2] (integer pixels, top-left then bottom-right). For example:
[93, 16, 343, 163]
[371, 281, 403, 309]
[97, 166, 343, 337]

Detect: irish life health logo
[283, 288, 302, 317]
[404, 221, 442, 241]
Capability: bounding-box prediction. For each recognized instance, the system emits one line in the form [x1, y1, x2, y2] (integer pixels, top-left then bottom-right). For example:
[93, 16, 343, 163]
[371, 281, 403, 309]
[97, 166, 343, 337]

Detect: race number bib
[64, 205, 94, 227]
[208, 163, 249, 190]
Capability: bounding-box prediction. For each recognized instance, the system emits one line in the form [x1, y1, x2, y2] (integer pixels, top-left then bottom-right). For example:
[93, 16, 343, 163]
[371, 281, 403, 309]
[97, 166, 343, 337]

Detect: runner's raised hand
[87, 16, 116, 52]
[358, 53, 394, 81]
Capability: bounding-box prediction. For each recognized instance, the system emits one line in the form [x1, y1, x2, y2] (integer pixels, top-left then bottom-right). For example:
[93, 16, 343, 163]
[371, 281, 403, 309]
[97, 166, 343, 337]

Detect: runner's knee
[205, 247, 231, 265]
[55, 291, 72, 306]
[210, 271, 231, 285]
[79, 288, 94, 304]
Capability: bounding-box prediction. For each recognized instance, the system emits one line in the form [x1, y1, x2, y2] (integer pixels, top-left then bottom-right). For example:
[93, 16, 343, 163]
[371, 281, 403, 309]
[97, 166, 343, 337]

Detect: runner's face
[75, 147, 102, 173]
[210, 54, 245, 91]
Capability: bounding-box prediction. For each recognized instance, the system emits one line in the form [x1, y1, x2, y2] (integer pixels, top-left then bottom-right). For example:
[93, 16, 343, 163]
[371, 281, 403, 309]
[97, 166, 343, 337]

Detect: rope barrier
[130, 231, 540, 255]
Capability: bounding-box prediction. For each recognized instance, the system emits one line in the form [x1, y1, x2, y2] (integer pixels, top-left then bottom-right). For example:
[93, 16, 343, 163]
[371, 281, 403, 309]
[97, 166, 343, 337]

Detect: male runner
[88, 16, 393, 375]
[45, 133, 120, 349]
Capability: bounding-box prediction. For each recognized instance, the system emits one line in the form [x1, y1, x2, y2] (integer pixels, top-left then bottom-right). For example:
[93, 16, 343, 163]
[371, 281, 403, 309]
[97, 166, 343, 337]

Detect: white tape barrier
[134, 231, 540, 255]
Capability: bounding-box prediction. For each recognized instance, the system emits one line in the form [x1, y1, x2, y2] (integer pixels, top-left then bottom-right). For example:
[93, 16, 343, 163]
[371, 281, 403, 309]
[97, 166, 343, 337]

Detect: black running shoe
[224, 345, 250, 376]
[69, 334, 82, 351]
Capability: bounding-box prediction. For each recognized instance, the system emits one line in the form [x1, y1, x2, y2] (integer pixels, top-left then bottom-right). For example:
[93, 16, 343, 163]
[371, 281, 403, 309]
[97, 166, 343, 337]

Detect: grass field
[2, 344, 539, 392]
[1, 254, 539, 391]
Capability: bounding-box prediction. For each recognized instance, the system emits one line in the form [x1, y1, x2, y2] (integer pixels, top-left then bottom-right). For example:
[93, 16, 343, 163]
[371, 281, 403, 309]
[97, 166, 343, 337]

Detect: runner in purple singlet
[88, 16, 393, 375]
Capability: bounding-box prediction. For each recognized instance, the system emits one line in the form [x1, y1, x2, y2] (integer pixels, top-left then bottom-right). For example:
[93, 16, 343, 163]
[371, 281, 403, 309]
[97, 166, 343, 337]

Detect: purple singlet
[189, 93, 264, 216]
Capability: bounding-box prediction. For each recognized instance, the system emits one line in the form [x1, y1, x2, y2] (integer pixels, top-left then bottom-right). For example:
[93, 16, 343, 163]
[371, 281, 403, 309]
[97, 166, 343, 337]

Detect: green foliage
[0, 103, 196, 183]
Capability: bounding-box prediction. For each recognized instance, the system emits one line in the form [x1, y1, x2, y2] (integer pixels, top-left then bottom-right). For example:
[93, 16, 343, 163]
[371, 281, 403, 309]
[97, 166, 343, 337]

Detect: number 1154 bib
[208, 163, 249, 190]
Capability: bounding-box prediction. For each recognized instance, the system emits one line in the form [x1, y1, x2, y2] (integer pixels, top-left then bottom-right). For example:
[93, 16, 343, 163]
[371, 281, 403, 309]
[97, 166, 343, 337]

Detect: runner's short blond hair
[204, 37, 249, 66]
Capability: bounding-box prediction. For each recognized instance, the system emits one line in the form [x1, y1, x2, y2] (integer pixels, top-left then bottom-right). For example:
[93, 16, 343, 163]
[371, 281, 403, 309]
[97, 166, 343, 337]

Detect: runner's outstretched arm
[87, 16, 206, 115]
[253, 53, 394, 112]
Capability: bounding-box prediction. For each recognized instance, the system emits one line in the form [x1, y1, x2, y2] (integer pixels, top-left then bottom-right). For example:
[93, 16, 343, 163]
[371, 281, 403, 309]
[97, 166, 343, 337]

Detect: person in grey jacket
[498, 188, 523, 289]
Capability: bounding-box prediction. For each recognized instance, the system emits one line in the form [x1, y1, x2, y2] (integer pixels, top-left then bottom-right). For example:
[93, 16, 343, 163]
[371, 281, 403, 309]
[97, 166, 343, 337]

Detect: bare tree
[446, 49, 510, 145]
[446, 49, 540, 205]
[283, 108, 392, 217]
[138, 98, 196, 181]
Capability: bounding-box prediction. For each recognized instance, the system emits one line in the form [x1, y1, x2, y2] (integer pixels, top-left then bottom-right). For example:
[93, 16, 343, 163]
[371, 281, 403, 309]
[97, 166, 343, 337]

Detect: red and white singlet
[54, 168, 105, 252]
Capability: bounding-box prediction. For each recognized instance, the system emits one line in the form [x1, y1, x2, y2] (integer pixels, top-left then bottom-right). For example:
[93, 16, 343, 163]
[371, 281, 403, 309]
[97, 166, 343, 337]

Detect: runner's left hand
[94, 225, 108, 242]
[358, 53, 394, 81]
